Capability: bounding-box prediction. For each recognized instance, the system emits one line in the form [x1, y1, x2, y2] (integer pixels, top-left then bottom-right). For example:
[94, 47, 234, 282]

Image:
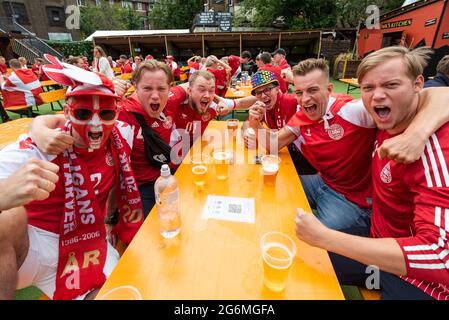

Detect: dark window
[381, 32, 403, 48]
[46, 6, 65, 27]
[213, 0, 225, 4]
[2, 2, 30, 25]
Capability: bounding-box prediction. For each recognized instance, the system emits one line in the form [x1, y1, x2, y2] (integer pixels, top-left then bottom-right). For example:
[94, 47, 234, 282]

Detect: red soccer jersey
[0, 63, 7, 74]
[258, 64, 287, 93]
[206, 67, 227, 97]
[118, 95, 175, 185]
[227, 55, 241, 77]
[371, 126, 449, 300]
[287, 96, 376, 209]
[279, 58, 291, 70]
[0, 122, 134, 234]
[121, 62, 133, 74]
[169, 86, 218, 144]
[264, 92, 299, 129]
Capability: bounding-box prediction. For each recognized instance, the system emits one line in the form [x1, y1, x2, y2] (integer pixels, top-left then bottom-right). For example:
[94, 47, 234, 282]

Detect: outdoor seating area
[1, 0, 449, 308]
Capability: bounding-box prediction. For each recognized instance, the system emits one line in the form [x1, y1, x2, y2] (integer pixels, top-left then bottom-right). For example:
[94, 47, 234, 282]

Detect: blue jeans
[138, 181, 156, 219]
[328, 226, 433, 300]
[299, 174, 371, 231]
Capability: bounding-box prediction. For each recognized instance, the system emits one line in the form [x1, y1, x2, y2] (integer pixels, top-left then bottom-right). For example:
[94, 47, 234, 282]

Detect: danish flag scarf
[54, 123, 144, 300]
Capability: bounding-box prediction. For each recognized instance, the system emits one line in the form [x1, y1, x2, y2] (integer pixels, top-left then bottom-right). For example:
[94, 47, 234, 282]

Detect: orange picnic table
[97, 121, 344, 300]
[339, 78, 360, 94]
[225, 86, 253, 99]
[0, 118, 32, 149]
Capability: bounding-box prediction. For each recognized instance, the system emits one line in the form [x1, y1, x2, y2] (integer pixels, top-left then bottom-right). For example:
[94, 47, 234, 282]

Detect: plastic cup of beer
[261, 155, 281, 186]
[213, 150, 231, 180]
[260, 232, 296, 292]
[191, 154, 209, 187]
[227, 119, 239, 140]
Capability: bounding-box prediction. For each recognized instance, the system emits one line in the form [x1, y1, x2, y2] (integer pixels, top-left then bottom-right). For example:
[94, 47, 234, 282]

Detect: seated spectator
[18, 57, 28, 70]
[119, 55, 133, 74]
[187, 55, 202, 77]
[132, 56, 143, 71]
[205, 55, 231, 97]
[107, 56, 117, 68]
[67, 56, 85, 68]
[424, 55, 449, 88]
[0, 59, 43, 110]
[257, 52, 287, 93]
[166, 55, 181, 81]
[0, 56, 7, 75]
[241, 50, 257, 75]
[272, 48, 291, 70]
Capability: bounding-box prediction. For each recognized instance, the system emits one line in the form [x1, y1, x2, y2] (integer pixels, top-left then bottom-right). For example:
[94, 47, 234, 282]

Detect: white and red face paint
[67, 95, 118, 150]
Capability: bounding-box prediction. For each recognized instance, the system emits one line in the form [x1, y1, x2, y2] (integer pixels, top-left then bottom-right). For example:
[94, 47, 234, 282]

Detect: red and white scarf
[54, 124, 144, 300]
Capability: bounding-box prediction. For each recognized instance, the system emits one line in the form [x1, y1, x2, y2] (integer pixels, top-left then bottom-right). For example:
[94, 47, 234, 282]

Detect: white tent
[402, 0, 420, 7]
[84, 29, 191, 41]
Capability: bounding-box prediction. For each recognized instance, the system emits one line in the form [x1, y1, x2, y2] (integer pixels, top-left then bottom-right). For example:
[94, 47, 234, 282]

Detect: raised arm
[28, 114, 72, 155]
[379, 87, 449, 163]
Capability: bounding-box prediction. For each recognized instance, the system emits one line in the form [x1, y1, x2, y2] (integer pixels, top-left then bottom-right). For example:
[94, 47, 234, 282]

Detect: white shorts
[17, 225, 120, 300]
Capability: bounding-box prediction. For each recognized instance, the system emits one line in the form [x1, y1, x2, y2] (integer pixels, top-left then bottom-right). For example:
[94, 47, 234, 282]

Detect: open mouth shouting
[303, 103, 318, 117]
[150, 103, 160, 112]
[199, 98, 211, 111]
[88, 127, 103, 146]
[373, 105, 391, 122]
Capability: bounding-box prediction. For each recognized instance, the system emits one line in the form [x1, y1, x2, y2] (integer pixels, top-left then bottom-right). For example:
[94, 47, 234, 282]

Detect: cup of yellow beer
[227, 118, 239, 140]
[261, 155, 281, 186]
[191, 154, 209, 187]
[213, 150, 232, 180]
[260, 232, 296, 292]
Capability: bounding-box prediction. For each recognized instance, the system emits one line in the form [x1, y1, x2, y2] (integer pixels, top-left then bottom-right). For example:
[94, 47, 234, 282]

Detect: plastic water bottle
[154, 164, 181, 239]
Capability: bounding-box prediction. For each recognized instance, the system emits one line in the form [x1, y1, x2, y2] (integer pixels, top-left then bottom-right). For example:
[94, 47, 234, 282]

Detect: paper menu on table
[201, 195, 255, 224]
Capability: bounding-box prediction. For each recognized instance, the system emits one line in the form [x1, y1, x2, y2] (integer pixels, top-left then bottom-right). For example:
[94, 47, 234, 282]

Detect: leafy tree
[234, 0, 404, 30]
[148, 0, 203, 29]
[80, 2, 143, 38]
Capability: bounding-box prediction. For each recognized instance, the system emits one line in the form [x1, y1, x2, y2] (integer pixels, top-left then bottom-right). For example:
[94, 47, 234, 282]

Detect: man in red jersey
[238, 70, 317, 175]
[257, 52, 287, 93]
[205, 55, 232, 97]
[272, 48, 290, 70]
[250, 58, 449, 234]
[295, 47, 449, 300]
[0, 55, 143, 300]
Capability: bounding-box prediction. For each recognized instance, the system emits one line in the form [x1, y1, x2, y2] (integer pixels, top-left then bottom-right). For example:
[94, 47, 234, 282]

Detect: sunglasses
[254, 85, 277, 97]
[72, 109, 117, 121]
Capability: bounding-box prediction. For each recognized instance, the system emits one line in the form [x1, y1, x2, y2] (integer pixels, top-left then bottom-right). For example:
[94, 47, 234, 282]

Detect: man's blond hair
[292, 58, 329, 79]
[357, 46, 433, 82]
[189, 70, 215, 87]
[132, 60, 173, 85]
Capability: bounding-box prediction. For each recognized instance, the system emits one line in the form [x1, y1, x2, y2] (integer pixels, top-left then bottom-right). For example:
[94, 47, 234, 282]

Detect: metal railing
[0, 17, 63, 59]
[11, 38, 40, 63]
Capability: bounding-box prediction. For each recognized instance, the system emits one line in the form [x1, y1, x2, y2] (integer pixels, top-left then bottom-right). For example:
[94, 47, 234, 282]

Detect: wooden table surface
[97, 121, 344, 300]
[225, 86, 253, 99]
[0, 118, 32, 149]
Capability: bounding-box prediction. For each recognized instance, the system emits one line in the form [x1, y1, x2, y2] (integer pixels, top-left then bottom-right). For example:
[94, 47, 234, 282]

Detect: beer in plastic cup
[261, 155, 281, 186]
[260, 232, 296, 292]
[191, 154, 209, 187]
[227, 119, 239, 141]
[213, 150, 231, 180]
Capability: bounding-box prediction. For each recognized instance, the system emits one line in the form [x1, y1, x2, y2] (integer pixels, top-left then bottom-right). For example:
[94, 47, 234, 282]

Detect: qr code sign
[228, 204, 242, 214]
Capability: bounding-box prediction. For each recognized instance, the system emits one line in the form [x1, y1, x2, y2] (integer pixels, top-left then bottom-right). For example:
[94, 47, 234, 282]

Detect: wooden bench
[38, 88, 67, 111]
[120, 73, 133, 81]
[339, 78, 360, 94]
[5, 105, 33, 118]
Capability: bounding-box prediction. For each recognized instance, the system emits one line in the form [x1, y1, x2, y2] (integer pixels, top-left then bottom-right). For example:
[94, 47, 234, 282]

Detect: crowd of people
[0, 44, 449, 301]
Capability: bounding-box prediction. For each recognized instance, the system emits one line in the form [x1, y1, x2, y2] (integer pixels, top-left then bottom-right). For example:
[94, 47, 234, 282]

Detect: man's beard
[191, 100, 209, 115]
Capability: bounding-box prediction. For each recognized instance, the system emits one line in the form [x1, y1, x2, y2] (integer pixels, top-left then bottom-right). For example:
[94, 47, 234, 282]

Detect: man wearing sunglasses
[0, 55, 143, 300]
